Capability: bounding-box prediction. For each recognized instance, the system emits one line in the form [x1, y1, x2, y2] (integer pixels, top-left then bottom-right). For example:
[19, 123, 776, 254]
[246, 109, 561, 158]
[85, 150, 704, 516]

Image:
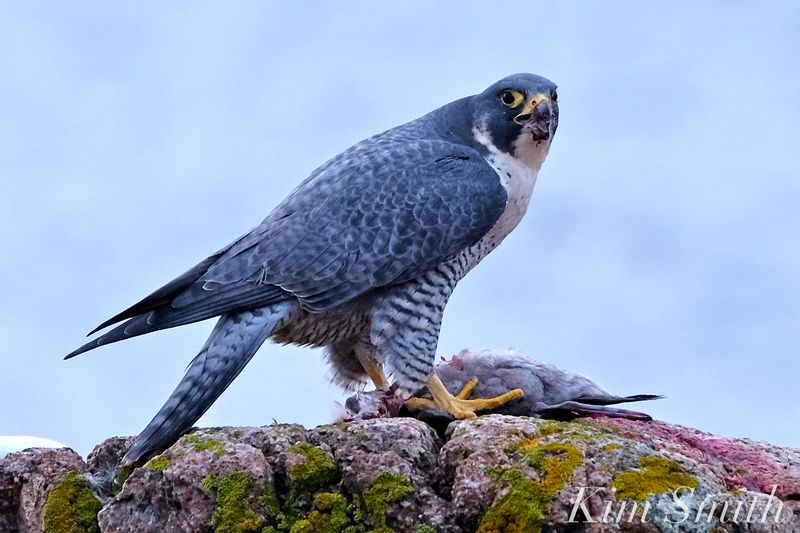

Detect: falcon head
[470, 73, 559, 166]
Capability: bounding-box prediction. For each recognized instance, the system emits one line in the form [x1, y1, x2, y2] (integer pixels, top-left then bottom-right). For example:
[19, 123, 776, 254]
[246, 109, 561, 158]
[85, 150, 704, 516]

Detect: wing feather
[70, 133, 507, 357]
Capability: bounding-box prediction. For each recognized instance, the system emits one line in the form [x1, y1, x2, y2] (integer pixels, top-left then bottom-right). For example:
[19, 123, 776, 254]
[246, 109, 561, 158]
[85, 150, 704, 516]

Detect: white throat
[472, 127, 550, 245]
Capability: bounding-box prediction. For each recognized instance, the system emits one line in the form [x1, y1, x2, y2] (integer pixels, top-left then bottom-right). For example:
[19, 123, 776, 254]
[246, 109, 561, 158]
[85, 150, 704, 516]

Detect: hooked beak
[514, 93, 556, 141]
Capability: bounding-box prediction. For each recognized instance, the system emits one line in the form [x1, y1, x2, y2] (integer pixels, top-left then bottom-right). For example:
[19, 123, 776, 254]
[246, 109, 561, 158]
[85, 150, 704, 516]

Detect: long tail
[122, 302, 297, 465]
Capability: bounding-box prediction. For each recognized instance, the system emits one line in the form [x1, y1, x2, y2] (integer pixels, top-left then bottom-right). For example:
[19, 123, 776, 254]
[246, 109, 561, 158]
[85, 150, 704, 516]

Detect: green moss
[183, 434, 227, 457]
[612, 456, 698, 502]
[268, 444, 341, 530]
[601, 444, 621, 453]
[242, 467, 412, 533]
[537, 421, 562, 437]
[261, 481, 281, 517]
[43, 470, 103, 533]
[575, 418, 620, 435]
[362, 472, 414, 533]
[543, 420, 618, 442]
[146, 454, 170, 472]
[314, 492, 347, 512]
[275, 489, 368, 533]
[112, 465, 133, 494]
[287, 444, 338, 498]
[204, 471, 262, 533]
[485, 466, 503, 481]
[478, 441, 583, 533]
[417, 525, 438, 533]
[289, 492, 354, 533]
[202, 473, 220, 492]
[196, 450, 414, 533]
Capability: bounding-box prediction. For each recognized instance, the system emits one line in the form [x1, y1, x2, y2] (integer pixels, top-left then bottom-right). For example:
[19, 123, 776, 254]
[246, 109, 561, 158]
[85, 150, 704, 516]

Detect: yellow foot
[355, 347, 389, 390]
[405, 374, 523, 419]
[456, 378, 478, 400]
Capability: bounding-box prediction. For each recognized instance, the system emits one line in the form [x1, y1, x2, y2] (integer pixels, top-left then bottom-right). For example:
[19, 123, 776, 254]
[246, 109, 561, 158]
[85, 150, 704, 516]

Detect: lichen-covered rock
[310, 418, 454, 531]
[442, 416, 799, 532]
[0, 446, 92, 533]
[42, 470, 103, 533]
[97, 428, 279, 532]
[1, 417, 798, 532]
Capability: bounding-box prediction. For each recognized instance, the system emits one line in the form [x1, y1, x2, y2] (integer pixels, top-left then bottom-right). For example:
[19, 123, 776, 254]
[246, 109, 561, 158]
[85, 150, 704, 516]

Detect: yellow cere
[529, 93, 550, 108]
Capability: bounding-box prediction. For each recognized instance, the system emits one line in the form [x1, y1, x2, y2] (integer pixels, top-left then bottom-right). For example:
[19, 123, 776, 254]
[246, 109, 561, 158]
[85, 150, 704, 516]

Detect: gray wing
[189, 140, 507, 311]
[67, 137, 507, 357]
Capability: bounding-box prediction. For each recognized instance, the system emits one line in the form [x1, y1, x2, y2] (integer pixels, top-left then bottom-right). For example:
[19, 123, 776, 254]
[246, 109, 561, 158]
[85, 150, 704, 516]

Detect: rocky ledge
[1, 415, 798, 533]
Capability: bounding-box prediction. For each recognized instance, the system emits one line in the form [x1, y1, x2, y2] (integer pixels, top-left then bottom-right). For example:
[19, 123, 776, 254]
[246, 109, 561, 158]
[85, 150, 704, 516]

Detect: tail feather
[573, 393, 664, 406]
[122, 302, 298, 465]
[88, 252, 225, 335]
[65, 285, 288, 359]
[536, 400, 656, 421]
[66, 315, 155, 359]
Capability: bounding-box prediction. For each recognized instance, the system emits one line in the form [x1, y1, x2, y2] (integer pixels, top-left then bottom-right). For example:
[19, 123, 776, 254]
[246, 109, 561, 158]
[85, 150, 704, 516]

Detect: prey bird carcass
[342, 350, 663, 429]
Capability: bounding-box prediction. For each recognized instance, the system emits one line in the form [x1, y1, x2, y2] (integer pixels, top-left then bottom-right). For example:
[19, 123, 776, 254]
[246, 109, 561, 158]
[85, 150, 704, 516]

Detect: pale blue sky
[2, 2, 798, 456]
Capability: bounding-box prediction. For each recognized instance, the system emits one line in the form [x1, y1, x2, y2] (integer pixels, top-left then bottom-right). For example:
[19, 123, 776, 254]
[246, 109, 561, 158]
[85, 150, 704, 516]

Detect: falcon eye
[551, 90, 558, 102]
[500, 89, 524, 108]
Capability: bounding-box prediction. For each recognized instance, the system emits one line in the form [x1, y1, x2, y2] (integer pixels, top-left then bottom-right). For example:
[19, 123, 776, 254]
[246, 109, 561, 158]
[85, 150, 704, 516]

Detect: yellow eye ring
[500, 89, 524, 108]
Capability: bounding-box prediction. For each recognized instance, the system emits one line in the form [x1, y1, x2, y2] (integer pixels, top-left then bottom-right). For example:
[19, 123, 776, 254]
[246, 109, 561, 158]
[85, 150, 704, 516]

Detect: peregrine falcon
[66, 73, 559, 464]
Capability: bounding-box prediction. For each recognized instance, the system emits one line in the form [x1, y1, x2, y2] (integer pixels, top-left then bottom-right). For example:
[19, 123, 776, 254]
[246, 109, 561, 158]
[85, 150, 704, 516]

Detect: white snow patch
[0, 435, 68, 457]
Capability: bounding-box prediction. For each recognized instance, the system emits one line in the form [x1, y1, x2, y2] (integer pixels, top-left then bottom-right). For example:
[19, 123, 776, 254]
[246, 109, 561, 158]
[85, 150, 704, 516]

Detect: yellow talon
[355, 346, 389, 390]
[456, 378, 478, 400]
[405, 374, 523, 419]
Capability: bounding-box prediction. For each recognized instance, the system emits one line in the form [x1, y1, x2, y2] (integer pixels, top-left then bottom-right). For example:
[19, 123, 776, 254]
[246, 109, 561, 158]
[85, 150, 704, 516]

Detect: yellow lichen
[612, 456, 699, 502]
[478, 441, 583, 533]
